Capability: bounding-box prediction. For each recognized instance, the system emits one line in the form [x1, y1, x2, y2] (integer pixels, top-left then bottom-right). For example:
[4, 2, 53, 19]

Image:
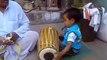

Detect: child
[55, 8, 82, 60]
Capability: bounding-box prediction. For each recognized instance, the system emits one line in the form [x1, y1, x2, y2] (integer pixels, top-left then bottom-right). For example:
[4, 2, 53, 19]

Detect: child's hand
[59, 31, 63, 36]
[54, 52, 62, 60]
[59, 26, 66, 36]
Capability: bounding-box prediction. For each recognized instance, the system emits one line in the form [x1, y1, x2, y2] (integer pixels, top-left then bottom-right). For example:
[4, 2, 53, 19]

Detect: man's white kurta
[0, 1, 29, 38]
[0, 1, 38, 60]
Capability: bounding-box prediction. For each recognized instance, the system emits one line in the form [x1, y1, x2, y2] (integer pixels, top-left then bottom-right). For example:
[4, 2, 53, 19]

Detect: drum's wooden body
[37, 27, 59, 60]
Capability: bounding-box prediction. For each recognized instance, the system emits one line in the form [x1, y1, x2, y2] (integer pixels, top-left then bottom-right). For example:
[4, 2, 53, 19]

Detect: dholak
[37, 27, 59, 60]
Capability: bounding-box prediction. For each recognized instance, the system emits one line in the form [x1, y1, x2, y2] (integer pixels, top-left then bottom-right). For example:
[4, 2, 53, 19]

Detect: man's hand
[3, 40, 15, 45]
[0, 37, 5, 44]
[6, 32, 19, 42]
[0, 37, 14, 45]
[4, 32, 19, 45]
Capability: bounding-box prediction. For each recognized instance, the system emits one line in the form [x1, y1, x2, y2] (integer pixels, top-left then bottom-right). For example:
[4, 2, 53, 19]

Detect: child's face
[63, 14, 74, 28]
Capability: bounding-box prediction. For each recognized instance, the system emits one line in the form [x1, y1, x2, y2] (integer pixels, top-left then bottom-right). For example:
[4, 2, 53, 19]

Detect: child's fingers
[54, 52, 58, 59]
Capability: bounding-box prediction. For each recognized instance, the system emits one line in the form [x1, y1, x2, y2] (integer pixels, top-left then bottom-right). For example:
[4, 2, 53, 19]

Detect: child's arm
[55, 32, 76, 60]
[61, 32, 76, 54]
[59, 41, 72, 56]
[55, 41, 72, 60]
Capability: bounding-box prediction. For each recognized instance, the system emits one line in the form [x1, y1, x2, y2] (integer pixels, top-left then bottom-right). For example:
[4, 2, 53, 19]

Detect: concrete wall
[26, 11, 62, 25]
[90, 0, 107, 12]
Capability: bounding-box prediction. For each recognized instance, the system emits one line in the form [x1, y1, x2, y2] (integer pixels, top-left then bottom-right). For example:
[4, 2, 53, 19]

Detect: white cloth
[97, 13, 107, 42]
[101, 7, 105, 14]
[82, 2, 92, 20]
[83, 2, 103, 32]
[83, 2, 92, 8]
[89, 8, 101, 32]
[67, 32, 76, 42]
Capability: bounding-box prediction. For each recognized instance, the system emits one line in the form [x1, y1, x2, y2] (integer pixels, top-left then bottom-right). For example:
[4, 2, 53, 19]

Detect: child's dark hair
[63, 7, 82, 23]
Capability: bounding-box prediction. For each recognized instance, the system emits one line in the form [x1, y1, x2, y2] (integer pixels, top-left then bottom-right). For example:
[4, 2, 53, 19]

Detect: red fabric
[85, 8, 90, 21]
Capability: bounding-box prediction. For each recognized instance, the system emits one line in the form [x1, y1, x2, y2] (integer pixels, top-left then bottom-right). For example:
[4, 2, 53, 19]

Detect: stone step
[26, 10, 63, 25]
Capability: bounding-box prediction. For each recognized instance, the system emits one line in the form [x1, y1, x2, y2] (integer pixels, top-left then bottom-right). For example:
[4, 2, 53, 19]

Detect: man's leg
[18, 31, 39, 60]
[4, 31, 39, 60]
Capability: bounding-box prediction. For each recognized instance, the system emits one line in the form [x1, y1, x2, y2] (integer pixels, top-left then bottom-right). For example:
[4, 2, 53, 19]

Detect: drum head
[39, 48, 56, 60]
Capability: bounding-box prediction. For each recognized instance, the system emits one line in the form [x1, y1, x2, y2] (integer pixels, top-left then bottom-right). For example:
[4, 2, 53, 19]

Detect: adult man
[0, 0, 39, 60]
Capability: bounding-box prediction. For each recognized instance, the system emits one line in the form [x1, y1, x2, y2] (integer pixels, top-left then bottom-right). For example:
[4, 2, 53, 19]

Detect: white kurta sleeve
[67, 32, 77, 42]
[14, 2, 30, 38]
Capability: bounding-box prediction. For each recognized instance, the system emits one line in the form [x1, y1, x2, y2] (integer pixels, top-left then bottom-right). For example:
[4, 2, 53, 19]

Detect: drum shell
[37, 27, 59, 60]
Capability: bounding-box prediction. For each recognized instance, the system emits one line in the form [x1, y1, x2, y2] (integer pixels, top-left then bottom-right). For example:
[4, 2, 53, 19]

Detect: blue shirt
[0, 1, 30, 38]
[62, 24, 82, 53]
